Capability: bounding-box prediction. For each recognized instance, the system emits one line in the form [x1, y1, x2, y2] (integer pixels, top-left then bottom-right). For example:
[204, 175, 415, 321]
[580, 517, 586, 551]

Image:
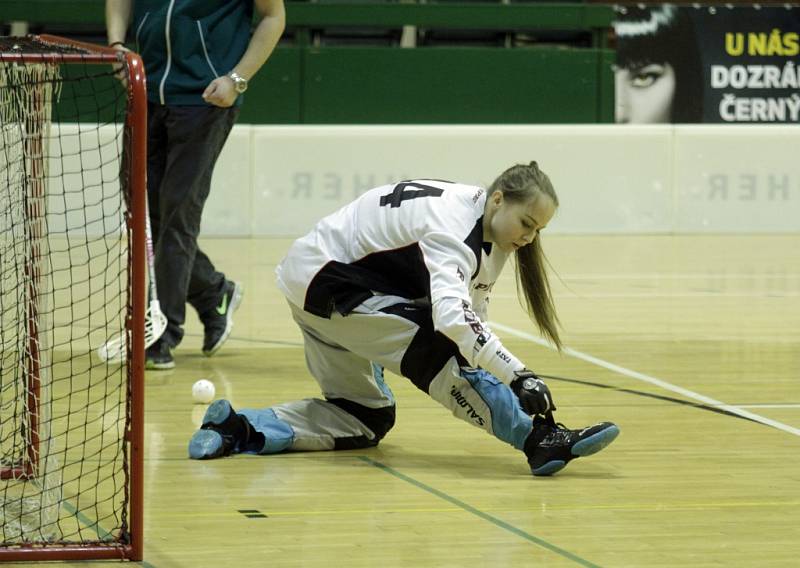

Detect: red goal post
[0, 34, 145, 561]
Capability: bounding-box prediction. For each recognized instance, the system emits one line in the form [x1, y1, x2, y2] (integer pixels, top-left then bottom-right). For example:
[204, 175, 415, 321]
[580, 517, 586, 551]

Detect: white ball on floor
[192, 379, 215, 404]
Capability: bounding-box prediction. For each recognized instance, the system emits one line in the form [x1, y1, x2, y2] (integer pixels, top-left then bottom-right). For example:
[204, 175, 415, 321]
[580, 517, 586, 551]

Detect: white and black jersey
[276, 180, 526, 384]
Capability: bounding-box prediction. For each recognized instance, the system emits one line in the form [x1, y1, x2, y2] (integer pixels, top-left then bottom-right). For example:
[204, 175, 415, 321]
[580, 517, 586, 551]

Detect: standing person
[106, 0, 286, 369]
[188, 162, 620, 476]
[613, 4, 703, 124]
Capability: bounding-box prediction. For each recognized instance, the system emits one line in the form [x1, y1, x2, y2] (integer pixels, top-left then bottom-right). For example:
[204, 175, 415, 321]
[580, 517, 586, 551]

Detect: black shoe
[523, 416, 619, 476]
[145, 339, 174, 370]
[201, 281, 243, 357]
[187, 399, 262, 459]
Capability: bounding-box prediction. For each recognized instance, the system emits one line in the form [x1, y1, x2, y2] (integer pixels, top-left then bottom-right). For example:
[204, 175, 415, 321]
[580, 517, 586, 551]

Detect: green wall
[2, 1, 615, 124]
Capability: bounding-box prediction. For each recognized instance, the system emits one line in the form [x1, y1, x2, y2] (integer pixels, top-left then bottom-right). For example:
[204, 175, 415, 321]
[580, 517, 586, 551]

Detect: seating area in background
[4, 0, 597, 49]
[1, 1, 614, 124]
[287, 0, 595, 48]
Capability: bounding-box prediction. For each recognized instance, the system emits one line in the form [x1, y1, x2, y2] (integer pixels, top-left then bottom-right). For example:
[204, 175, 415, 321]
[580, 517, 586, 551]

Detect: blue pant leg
[460, 368, 534, 450]
[430, 365, 533, 450]
[239, 408, 294, 454]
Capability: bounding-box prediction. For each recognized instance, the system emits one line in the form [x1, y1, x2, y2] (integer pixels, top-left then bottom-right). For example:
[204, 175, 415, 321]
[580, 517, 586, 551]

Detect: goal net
[0, 35, 144, 561]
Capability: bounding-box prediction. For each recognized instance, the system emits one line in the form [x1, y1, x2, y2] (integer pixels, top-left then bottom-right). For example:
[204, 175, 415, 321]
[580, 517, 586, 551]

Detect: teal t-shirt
[132, 0, 253, 105]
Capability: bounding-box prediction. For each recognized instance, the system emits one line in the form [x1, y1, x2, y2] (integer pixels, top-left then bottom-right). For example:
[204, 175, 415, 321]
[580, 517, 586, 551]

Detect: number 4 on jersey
[380, 182, 445, 208]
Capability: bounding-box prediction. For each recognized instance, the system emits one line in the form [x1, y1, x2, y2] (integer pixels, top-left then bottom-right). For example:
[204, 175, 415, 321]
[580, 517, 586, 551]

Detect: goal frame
[0, 34, 146, 562]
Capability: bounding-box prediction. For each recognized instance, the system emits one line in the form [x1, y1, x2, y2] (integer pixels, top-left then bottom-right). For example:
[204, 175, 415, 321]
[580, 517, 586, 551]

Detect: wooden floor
[9, 234, 800, 567]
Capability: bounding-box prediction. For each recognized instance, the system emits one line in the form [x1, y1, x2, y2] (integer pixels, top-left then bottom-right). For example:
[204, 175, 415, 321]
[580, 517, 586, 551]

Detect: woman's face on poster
[615, 63, 676, 123]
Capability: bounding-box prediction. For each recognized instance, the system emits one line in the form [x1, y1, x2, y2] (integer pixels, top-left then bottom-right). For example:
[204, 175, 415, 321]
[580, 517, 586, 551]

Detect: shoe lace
[542, 422, 573, 446]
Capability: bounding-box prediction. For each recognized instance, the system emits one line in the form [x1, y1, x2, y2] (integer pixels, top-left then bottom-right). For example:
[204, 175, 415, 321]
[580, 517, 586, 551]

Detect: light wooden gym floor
[12, 234, 800, 567]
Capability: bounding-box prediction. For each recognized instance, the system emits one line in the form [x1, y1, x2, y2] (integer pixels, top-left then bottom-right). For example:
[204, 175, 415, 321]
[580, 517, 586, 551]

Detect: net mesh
[0, 37, 132, 548]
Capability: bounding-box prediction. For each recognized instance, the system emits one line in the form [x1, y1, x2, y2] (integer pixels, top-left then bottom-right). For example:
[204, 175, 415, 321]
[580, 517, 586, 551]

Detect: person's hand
[510, 370, 556, 416]
[202, 76, 238, 108]
[109, 43, 130, 89]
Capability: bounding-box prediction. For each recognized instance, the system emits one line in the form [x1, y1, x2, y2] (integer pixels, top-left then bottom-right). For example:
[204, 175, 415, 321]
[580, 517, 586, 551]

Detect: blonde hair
[489, 161, 561, 349]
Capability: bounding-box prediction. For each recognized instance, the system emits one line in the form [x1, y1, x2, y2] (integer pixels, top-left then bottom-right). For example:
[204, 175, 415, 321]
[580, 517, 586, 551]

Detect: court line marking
[62, 498, 157, 567]
[358, 456, 602, 568]
[738, 404, 800, 409]
[157, 496, 800, 520]
[60, 499, 113, 541]
[490, 322, 800, 438]
[493, 292, 800, 299]
[558, 273, 800, 280]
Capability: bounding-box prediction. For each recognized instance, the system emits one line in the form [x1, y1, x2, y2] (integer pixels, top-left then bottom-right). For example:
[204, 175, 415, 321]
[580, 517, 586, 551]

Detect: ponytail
[489, 161, 562, 349]
[516, 237, 561, 350]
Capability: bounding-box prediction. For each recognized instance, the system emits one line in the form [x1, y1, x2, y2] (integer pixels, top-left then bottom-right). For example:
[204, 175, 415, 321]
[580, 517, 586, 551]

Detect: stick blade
[97, 302, 167, 362]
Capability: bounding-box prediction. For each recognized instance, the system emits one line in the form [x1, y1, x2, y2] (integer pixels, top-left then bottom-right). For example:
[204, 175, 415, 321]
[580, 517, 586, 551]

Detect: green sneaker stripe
[215, 293, 229, 315]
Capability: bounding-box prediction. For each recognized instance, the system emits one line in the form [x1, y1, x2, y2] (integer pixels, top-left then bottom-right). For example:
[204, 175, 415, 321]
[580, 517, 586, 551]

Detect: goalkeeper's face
[483, 190, 556, 253]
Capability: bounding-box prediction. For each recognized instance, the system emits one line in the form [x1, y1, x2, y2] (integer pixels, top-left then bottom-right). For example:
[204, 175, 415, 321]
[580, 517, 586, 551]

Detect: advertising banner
[614, 4, 800, 123]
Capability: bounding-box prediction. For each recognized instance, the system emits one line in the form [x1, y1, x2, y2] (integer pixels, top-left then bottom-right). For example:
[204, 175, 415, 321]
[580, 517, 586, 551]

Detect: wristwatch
[228, 72, 248, 94]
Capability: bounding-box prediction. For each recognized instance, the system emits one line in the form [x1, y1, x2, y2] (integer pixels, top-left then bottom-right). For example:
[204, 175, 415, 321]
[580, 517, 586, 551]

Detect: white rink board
[38, 124, 126, 237]
[672, 126, 800, 232]
[241, 125, 674, 236]
[206, 124, 800, 236]
[43, 125, 799, 236]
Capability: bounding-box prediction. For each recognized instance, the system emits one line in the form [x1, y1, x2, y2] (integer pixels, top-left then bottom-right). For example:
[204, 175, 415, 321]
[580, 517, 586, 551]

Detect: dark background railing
[1, 1, 616, 123]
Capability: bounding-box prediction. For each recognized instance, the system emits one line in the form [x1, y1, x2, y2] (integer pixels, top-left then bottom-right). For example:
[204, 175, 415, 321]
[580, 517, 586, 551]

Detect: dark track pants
[146, 103, 239, 346]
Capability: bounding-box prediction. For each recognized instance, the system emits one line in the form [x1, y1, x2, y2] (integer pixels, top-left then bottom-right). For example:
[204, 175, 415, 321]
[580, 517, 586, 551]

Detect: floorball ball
[192, 379, 215, 404]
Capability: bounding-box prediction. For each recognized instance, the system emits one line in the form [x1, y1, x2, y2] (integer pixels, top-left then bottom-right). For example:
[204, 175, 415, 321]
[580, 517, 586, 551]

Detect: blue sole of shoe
[188, 429, 224, 459]
[532, 460, 566, 476]
[572, 424, 620, 457]
[201, 399, 232, 427]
